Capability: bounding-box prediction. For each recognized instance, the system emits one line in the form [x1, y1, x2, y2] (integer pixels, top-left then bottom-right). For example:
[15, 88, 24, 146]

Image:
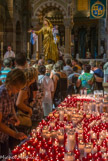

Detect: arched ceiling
[37, 7, 64, 25]
[31, 0, 68, 25]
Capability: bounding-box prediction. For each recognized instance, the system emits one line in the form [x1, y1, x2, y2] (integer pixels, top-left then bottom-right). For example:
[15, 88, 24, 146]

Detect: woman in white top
[38, 65, 54, 116]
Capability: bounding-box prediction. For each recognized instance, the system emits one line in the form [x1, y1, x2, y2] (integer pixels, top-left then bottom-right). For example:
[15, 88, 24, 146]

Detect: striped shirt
[0, 68, 11, 83]
[0, 84, 15, 143]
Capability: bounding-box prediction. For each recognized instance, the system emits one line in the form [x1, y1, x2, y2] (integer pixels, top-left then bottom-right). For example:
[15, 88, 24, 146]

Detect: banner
[90, 0, 106, 19]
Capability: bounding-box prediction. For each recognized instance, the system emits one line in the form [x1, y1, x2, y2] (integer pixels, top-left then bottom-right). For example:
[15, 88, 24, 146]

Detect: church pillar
[6, 0, 13, 19]
[98, 19, 106, 57]
[39, 33, 42, 57]
[64, 18, 71, 54]
[5, 0, 14, 49]
[0, 21, 3, 42]
[13, 22, 16, 53]
[98, 20, 101, 56]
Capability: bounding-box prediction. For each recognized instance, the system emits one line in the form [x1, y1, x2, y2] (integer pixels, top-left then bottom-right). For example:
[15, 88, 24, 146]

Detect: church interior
[0, 0, 107, 59]
[0, 1, 108, 160]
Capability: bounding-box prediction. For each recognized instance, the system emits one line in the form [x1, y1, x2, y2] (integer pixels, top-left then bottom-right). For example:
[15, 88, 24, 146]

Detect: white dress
[38, 75, 54, 116]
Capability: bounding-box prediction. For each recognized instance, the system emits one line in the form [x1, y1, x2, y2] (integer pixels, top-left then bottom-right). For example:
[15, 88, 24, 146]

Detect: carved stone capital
[64, 17, 74, 28]
[63, 18, 71, 27]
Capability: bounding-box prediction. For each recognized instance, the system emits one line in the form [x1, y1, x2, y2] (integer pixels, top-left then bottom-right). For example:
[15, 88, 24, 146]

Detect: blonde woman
[16, 67, 38, 127]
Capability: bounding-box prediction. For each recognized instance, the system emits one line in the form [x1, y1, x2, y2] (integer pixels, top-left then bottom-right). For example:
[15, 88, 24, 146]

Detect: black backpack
[72, 74, 80, 93]
[54, 72, 67, 101]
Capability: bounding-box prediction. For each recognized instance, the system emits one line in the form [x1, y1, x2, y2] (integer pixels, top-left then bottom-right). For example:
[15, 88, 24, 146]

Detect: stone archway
[16, 21, 21, 54]
[33, 0, 67, 19]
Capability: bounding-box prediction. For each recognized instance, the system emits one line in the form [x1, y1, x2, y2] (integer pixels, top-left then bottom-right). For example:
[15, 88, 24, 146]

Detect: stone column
[13, 22, 16, 53]
[5, 0, 14, 48]
[31, 17, 40, 59]
[39, 33, 42, 57]
[0, 22, 3, 42]
[64, 18, 71, 54]
[6, 0, 13, 19]
[97, 19, 106, 58]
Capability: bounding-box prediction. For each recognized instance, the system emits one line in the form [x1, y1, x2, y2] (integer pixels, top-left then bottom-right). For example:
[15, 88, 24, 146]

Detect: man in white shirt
[4, 46, 15, 59]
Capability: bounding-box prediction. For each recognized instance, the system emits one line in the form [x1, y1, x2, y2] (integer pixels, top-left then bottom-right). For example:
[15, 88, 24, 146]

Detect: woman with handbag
[16, 67, 39, 133]
[0, 68, 27, 157]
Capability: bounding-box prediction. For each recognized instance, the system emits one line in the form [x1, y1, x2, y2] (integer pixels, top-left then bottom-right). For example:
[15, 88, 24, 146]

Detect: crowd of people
[0, 48, 104, 157]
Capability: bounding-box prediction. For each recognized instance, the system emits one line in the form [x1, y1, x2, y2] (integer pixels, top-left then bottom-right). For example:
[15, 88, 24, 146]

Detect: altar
[8, 94, 108, 161]
[78, 59, 105, 63]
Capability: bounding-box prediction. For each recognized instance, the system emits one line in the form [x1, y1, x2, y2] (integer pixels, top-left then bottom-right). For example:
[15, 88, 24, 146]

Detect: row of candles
[8, 96, 108, 161]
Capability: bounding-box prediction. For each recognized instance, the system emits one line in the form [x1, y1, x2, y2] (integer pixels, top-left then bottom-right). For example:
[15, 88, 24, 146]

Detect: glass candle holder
[83, 101, 87, 112]
[72, 117, 78, 127]
[77, 101, 80, 110]
[59, 109, 64, 121]
[78, 133, 83, 140]
[77, 126, 83, 134]
[91, 101, 95, 111]
[84, 145, 92, 156]
[57, 132, 64, 145]
[92, 146, 98, 154]
[102, 153, 107, 160]
[91, 133, 97, 140]
[101, 147, 106, 153]
[87, 142, 93, 149]
[67, 110, 72, 121]
[51, 130, 56, 139]
[45, 131, 51, 140]
[84, 89, 87, 96]
[80, 89, 83, 96]
[39, 148, 46, 159]
[86, 113, 91, 119]
[54, 112, 59, 118]
[42, 126, 49, 137]
[65, 123, 72, 133]
[49, 121, 55, 130]
[66, 131, 75, 152]
[64, 152, 74, 161]
[49, 112, 53, 117]
[78, 140, 85, 150]
[36, 127, 41, 133]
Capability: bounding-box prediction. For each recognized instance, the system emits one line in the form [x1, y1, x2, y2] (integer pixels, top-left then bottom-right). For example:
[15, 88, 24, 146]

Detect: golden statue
[35, 18, 58, 63]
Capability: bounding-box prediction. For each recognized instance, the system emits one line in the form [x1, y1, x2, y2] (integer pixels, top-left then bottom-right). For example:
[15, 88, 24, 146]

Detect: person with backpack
[76, 64, 94, 94]
[52, 63, 67, 107]
[67, 66, 80, 94]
